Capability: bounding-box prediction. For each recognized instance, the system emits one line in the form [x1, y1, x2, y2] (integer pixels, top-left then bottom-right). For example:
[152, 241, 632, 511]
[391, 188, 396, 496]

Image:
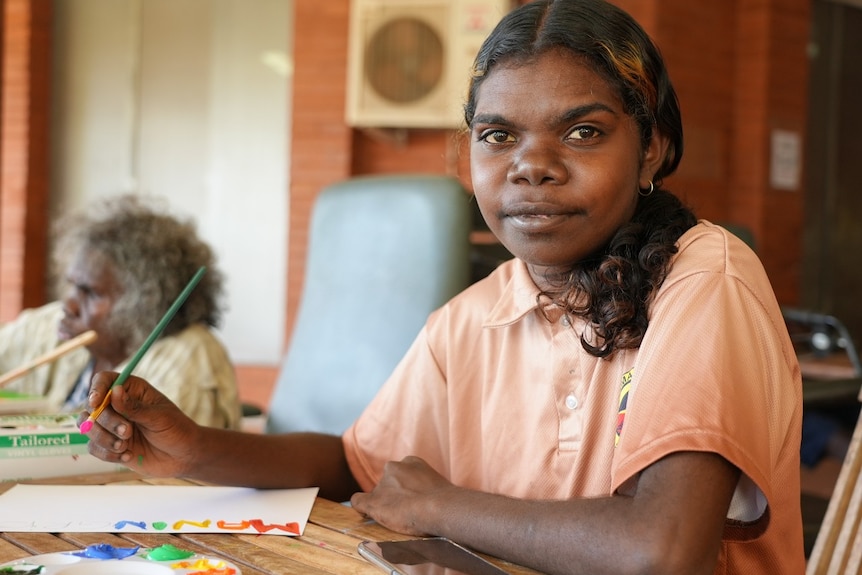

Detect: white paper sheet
[0, 484, 319, 534]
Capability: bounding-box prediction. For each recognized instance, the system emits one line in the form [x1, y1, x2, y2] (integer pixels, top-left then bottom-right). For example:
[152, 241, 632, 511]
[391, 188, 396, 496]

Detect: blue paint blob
[70, 544, 140, 559]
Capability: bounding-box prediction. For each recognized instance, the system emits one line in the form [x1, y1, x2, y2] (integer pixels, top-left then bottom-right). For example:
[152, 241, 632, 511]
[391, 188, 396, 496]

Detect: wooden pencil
[0, 330, 98, 388]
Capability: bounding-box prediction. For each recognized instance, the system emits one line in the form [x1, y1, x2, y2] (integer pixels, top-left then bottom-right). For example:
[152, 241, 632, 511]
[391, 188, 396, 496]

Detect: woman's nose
[61, 289, 80, 317]
[507, 141, 568, 186]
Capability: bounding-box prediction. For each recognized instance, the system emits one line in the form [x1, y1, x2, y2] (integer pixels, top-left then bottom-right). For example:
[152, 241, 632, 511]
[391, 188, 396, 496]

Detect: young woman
[83, 1, 804, 573]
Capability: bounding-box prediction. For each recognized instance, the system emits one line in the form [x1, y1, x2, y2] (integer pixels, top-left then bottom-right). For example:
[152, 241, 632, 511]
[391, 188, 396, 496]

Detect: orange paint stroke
[172, 519, 212, 530]
[248, 519, 300, 534]
[216, 520, 251, 530]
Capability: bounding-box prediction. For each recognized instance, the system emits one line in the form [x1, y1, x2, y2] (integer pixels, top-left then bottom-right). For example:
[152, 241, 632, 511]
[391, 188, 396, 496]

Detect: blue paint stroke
[70, 544, 140, 559]
[114, 520, 147, 530]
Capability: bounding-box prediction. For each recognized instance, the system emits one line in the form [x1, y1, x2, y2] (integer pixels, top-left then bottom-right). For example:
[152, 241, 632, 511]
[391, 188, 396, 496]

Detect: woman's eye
[568, 126, 600, 140]
[481, 130, 514, 144]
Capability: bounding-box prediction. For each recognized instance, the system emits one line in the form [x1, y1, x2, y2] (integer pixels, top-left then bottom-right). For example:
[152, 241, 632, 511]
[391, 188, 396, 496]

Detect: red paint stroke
[172, 519, 212, 529]
[248, 519, 300, 534]
[216, 520, 251, 530]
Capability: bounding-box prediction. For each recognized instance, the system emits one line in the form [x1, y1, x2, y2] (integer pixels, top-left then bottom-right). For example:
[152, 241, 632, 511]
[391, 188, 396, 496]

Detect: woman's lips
[57, 320, 77, 342]
[505, 207, 576, 232]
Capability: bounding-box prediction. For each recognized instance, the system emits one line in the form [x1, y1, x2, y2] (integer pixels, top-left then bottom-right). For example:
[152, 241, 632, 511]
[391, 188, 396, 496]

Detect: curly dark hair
[465, 0, 697, 358]
[51, 194, 225, 353]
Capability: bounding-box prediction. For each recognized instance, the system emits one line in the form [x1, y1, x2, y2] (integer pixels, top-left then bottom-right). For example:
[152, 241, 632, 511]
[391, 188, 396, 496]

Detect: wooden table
[799, 355, 862, 405]
[0, 471, 541, 575]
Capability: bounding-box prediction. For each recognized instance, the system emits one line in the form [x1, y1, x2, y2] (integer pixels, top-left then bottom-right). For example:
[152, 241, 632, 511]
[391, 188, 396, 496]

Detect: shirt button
[565, 394, 579, 410]
[561, 316, 570, 327]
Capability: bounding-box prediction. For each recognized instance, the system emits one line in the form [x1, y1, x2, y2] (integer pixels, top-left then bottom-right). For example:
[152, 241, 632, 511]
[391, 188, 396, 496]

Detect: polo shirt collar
[484, 259, 546, 328]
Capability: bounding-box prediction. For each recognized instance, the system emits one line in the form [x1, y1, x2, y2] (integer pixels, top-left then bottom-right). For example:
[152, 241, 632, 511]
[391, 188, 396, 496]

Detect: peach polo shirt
[343, 220, 805, 574]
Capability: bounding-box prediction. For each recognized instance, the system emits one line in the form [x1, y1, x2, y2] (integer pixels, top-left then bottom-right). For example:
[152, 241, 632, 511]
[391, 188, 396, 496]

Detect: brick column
[285, 0, 354, 347]
[0, 0, 52, 320]
[728, 0, 808, 304]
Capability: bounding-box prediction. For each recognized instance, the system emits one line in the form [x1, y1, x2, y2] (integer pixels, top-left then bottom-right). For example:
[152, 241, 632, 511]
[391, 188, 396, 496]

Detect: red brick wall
[733, 0, 809, 305]
[285, 1, 352, 345]
[0, 0, 51, 321]
[1, 0, 810, 350]
[285, 0, 808, 339]
[619, 0, 808, 305]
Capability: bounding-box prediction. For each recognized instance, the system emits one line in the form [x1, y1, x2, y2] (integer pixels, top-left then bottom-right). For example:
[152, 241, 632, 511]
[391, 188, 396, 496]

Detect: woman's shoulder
[150, 323, 231, 361]
[670, 220, 766, 280]
[659, 220, 785, 316]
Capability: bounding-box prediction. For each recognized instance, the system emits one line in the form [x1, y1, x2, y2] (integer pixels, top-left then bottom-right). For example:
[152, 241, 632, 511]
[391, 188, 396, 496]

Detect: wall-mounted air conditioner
[346, 0, 512, 129]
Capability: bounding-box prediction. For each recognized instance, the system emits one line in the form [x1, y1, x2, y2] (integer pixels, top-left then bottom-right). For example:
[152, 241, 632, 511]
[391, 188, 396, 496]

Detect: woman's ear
[639, 131, 670, 188]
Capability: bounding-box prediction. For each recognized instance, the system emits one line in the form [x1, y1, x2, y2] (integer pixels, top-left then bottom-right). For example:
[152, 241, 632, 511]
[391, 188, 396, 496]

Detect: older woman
[0, 194, 241, 429]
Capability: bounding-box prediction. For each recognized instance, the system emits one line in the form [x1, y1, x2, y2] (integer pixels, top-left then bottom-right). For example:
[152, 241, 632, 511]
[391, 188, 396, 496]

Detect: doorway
[802, 0, 862, 346]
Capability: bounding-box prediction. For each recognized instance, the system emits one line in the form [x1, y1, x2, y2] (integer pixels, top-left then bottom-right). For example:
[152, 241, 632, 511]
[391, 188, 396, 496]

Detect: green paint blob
[0, 566, 43, 575]
[152, 521, 168, 530]
[146, 544, 195, 561]
[137, 454, 143, 466]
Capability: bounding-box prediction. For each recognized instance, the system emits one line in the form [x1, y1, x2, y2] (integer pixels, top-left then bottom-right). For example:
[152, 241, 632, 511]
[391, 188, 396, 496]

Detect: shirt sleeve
[343, 314, 452, 492]
[612, 263, 802, 513]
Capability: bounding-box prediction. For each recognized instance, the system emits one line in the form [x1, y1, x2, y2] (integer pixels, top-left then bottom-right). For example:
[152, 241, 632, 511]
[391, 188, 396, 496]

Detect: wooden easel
[806, 387, 862, 574]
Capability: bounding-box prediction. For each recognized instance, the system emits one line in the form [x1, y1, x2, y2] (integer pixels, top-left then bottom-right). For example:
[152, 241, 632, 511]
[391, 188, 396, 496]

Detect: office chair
[263, 174, 472, 435]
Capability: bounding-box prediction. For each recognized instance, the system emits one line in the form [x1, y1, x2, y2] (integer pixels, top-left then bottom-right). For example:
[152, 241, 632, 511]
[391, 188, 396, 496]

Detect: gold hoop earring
[639, 181, 654, 197]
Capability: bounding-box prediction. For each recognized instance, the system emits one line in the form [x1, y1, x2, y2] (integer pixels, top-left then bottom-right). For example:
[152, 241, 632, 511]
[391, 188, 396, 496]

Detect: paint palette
[0, 545, 242, 575]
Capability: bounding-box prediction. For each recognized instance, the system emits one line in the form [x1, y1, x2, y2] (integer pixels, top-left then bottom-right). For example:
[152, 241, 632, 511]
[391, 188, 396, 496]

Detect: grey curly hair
[51, 194, 226, 352]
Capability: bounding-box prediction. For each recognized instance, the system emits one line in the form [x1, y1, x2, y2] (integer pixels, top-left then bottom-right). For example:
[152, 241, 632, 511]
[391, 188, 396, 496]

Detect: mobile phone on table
[358, 537, 510, 575]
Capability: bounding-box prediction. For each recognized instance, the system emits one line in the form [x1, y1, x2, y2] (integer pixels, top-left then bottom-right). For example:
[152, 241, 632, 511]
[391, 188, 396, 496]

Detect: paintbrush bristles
[79, 388, 113, 434]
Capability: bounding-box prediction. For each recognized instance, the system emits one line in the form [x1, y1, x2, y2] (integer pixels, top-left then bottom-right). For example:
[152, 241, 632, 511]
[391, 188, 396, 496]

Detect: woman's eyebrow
[470, 113, 510, 126]
[472, 103, 619, 128]
[557, 102, 618, 124]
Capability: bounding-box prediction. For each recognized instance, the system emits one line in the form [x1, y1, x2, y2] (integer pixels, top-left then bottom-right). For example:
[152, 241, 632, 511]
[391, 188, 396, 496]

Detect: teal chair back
[265, 175, 473, 435]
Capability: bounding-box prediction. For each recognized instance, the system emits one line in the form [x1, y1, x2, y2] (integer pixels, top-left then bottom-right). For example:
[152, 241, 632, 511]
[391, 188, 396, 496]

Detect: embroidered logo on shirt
[615, 369, 633, 447]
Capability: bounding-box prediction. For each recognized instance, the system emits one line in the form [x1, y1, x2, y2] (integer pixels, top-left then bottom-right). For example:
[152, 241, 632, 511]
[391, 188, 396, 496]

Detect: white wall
[50, 0, 293, 366]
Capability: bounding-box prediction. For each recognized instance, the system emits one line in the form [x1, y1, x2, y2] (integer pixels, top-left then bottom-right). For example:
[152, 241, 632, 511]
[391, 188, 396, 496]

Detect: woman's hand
[350, 456, 456, 536]
[81, 371, 201, 477]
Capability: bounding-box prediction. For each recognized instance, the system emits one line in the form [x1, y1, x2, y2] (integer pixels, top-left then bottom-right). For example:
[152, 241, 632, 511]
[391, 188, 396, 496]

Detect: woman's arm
[351, 451, 739, 575]
[83, 371, 361, 501]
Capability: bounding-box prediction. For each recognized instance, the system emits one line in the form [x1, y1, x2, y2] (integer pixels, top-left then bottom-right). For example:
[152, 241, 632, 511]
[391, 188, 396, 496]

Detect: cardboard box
[0, 390, 51, 415]
[0, 414, 126, 482]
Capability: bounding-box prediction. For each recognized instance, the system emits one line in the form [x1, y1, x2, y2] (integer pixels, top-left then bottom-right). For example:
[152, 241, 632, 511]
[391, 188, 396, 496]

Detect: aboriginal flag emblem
[615, 369, 633, 447]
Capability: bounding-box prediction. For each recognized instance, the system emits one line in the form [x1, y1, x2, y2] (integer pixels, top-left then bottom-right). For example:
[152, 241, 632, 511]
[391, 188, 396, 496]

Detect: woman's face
[58, 249, 128, 364]
[469, 48, 667, 290]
